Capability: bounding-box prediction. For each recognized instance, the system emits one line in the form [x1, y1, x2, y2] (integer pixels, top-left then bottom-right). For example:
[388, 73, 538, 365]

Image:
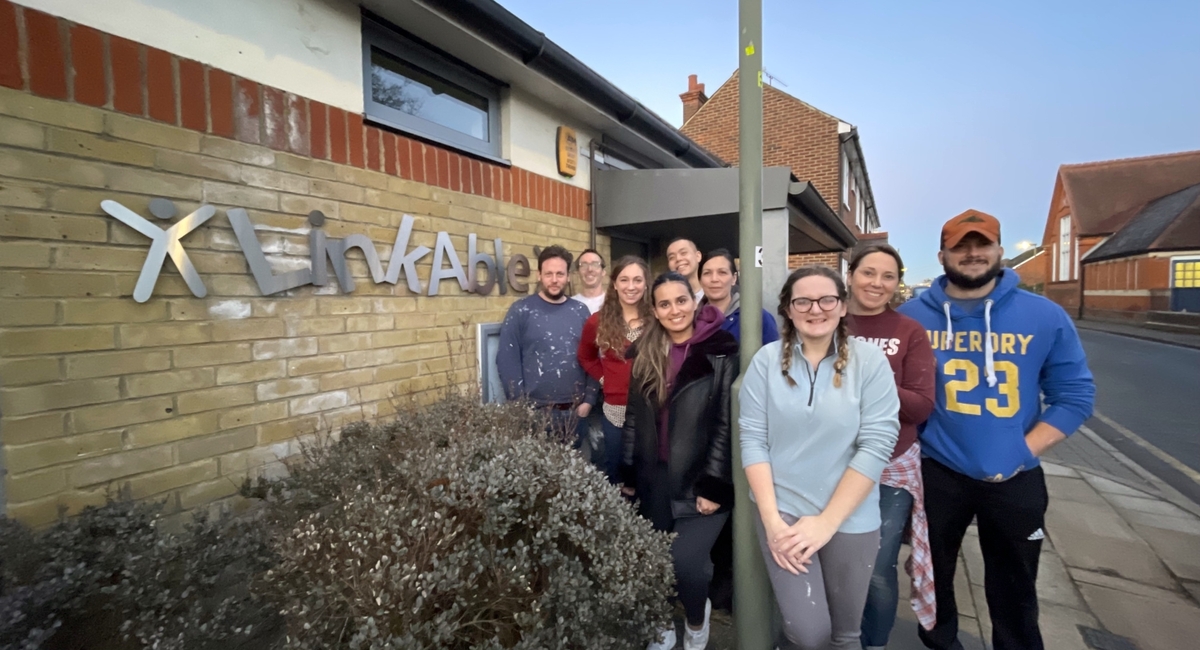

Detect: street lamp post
[733, 0, 774, 647]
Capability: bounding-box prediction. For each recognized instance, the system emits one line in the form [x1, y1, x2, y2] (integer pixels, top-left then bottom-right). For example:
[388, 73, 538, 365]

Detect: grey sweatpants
[754, 509, 881, 650]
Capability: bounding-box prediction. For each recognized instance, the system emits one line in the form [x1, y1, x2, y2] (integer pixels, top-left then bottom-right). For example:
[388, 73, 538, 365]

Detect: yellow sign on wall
[556, 126, 578, 177]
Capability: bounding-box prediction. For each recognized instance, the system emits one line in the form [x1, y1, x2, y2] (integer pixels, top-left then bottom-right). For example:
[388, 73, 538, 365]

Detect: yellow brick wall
[0, 86, 608, 527]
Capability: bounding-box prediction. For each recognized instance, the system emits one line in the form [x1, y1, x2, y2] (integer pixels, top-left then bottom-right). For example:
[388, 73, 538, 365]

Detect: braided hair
[776, 265, 851, 388]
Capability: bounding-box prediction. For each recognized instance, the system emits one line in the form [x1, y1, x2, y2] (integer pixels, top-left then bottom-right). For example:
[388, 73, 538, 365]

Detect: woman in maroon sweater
[577, 256, 652, 483]
[846, 245, 937, 649]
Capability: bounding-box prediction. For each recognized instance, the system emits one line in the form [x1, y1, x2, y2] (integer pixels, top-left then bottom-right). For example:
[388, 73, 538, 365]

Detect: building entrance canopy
[594, 166, 855, 254]
[594, 166, 856, 312]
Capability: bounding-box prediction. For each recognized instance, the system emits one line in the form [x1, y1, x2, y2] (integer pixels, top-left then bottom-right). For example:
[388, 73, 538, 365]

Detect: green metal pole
[733, 0, 773, 647]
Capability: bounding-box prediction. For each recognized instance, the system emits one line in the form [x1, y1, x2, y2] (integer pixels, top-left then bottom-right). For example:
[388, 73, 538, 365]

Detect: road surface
[1078, 329, 1200, 504]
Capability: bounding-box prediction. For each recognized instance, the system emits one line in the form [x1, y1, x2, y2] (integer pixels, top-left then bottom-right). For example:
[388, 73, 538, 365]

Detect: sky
[495, 0, 1200, 282]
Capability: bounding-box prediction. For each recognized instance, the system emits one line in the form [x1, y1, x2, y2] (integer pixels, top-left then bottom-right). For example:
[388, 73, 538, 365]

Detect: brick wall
[0, 0, 602, 526]
[681, 74, 843, 212]
[1081, 255, 1171, 317]
[787, 252, 843, 270]
[1011, 251, 1049, 289]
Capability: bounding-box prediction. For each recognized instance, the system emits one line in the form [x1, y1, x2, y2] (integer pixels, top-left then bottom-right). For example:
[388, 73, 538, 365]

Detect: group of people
[495, 212, 1095, 650]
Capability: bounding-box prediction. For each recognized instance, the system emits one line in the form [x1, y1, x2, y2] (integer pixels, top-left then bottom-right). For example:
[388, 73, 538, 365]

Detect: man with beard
[898, 211, 1094, 650]
[497, 245, 595, 445]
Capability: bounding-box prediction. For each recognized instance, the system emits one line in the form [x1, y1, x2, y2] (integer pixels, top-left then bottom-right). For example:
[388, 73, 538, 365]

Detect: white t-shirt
[571, 292, 605, 314]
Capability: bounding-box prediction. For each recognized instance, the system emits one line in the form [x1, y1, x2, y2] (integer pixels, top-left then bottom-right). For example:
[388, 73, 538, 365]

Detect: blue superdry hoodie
[897, 270, 1095, 481]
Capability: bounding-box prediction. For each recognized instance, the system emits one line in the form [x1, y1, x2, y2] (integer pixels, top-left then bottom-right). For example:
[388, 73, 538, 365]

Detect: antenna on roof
[762, 68, 788, 87]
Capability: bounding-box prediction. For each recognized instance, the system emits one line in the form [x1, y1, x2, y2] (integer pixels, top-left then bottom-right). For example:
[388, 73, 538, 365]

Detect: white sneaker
[647, 625, 676, 650]
[682, 599, 711, 650]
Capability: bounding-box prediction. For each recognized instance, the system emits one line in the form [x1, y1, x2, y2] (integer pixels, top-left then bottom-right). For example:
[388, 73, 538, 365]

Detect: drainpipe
[732, 0, 774, 647]
[588, 139, 599, 250]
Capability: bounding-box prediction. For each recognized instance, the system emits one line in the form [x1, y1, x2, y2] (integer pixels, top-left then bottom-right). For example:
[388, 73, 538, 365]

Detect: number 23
[944, 359, 1020, 418]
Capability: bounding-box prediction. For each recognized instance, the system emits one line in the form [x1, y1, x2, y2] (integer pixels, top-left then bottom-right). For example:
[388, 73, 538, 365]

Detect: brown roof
[1086, 182, 1200, 262]
[1060, 149, 1200, 236]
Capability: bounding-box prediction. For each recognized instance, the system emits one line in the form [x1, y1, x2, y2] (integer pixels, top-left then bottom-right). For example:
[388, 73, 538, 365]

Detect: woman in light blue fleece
[739, 265, 900, 650]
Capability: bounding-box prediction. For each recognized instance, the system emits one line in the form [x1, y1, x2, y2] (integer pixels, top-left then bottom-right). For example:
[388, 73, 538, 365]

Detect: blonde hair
[631, 272, 693, 405]
[777, 265, 850, 388]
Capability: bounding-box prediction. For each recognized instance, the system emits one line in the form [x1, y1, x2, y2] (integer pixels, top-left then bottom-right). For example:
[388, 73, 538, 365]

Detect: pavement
[1075, 318, 1200, 350]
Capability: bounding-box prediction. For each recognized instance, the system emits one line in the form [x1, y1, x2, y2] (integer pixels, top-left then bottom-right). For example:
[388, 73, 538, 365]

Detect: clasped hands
[765, 513, 837, 575]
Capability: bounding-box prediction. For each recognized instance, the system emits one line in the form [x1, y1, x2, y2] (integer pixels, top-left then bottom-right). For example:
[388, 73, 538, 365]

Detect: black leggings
[671, 511, 730, 625]
[642, 463, 729, 626]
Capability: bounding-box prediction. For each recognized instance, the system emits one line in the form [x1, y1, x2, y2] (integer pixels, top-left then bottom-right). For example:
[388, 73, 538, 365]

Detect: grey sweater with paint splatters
[496, 294, 595, 407]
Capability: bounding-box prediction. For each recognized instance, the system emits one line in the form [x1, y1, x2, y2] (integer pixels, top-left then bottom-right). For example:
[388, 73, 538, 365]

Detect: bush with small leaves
[0, 500, 280, 650]
[251, 395, 676, 650]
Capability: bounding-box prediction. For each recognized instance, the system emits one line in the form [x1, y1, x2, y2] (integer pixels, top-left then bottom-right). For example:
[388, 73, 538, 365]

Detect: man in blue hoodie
[898, 210, 1095, 650]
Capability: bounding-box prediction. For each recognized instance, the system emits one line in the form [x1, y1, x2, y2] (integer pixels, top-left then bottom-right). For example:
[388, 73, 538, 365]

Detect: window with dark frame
[362, 17, 504, 161]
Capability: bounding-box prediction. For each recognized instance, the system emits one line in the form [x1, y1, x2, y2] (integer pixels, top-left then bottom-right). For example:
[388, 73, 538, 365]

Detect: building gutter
[840, 128, 880, 230]
[790, 181, 857, 249]
[418, 0, 725, 169]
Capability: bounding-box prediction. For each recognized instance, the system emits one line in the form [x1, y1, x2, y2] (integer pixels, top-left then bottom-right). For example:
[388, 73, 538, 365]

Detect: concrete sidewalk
[701, 455, 1200, 649]
[1076, 318, 1200, 350]
[882, 461, 1200, 650]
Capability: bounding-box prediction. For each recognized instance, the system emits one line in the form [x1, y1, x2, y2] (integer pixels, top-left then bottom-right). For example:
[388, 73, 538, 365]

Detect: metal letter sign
[101, 200, 216, 303]
[101, 199, 527, 302]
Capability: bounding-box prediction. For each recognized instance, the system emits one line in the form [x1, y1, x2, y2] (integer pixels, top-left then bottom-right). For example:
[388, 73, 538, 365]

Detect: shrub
[0, 500, 279, 650]
[250, 395, 676, 650]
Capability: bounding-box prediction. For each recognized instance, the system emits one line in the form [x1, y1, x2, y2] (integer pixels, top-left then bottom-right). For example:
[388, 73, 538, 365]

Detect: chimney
[680, 74, 708, 124]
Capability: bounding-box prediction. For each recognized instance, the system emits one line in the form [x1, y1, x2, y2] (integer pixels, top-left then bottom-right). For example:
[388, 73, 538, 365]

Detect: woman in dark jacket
[622, 271, 738, 650]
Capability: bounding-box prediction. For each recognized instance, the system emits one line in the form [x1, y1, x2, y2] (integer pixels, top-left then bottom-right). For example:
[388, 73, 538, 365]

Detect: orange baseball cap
[941, 210, 1001, 248]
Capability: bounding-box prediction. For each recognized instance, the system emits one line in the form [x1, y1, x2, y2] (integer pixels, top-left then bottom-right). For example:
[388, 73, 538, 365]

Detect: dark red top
[847, 308, 937, 460]
[577, 313, 633, 406]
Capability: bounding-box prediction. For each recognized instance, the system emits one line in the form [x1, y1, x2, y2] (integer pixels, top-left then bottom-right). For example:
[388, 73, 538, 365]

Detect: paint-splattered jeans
[861, 485, 914, 647]
[753, 509, 880, 650]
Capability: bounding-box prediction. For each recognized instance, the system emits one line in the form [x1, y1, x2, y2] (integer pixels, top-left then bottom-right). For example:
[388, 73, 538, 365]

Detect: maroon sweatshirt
[847, 308, 936, 460]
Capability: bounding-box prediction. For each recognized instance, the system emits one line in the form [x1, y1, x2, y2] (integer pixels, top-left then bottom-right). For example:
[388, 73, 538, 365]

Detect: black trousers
[918, 457, 1048, 650]
[642, 463, 729, 627]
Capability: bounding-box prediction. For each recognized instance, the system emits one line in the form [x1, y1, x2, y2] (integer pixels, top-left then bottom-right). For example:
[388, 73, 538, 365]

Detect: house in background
[679, 73, 881, 272]
[1006, 246, 1048, 292]
[1041, 150, 1200, 321]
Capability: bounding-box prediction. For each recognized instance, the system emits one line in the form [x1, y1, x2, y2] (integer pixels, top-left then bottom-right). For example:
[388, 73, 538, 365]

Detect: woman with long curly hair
[738, 265, 900, 650]
[622, 272, 738, 650]
[576, 256, 652, 482]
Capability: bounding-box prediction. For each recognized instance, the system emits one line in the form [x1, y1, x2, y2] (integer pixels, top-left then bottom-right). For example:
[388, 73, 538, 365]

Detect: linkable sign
[100, 199, 532, 303]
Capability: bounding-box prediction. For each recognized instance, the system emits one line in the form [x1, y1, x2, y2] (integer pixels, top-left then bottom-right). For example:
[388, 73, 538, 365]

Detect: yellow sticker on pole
[745, 42, 755, 56]
[758, 71, 763, 87]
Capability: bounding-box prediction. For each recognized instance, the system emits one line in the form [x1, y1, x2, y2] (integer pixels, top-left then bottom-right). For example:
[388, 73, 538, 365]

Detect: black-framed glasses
[790, 295, 841, 312]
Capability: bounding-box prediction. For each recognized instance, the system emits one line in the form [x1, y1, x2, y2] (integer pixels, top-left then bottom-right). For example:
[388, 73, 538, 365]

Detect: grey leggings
[754, 509, 881, 650]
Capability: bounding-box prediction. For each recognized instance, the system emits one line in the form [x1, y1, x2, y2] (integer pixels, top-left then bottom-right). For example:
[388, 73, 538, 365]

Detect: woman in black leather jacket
[621, 271, 738, 650]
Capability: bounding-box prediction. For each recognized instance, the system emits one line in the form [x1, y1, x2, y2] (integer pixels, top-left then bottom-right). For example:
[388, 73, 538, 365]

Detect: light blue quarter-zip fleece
[739, 337, 900, 534]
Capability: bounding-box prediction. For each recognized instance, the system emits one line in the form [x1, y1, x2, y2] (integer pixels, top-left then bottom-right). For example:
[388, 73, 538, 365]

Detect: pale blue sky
[496, 0, 1200, 281]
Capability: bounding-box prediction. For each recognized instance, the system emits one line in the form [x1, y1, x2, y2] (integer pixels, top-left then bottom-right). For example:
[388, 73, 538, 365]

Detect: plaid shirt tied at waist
[880, 441, 936, 631]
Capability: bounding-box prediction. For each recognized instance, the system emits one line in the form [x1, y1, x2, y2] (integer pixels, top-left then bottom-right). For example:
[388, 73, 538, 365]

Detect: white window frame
[1059, 215, 1072, 281]
[362, 16, 505, 161]
[841, 150, 849, 206]
[1170, 255, 1200, 289]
